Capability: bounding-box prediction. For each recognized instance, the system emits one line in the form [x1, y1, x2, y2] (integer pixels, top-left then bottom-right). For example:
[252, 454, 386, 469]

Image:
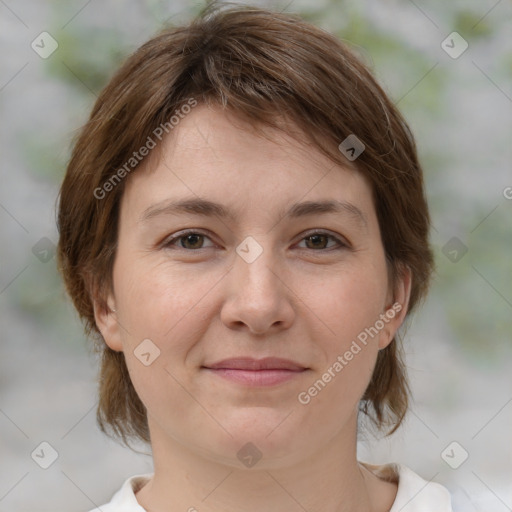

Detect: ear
[378, 265, 412, 350]
[90, 279, 123, 352]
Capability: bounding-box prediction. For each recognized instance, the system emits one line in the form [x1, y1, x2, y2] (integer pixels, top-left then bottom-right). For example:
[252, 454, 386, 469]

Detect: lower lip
[205, 368, 307, 386]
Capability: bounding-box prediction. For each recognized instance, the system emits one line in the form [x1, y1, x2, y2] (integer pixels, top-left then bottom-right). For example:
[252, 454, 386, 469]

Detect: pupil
[308, 235, 326, 249]
[184, 234, 202, 249]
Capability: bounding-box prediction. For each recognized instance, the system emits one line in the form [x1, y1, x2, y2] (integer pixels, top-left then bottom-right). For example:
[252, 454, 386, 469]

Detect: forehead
[121, 104, 376, 225]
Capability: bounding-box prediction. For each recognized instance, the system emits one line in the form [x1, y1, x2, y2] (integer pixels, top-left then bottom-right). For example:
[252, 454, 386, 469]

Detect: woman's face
[96, 105, 409, 468]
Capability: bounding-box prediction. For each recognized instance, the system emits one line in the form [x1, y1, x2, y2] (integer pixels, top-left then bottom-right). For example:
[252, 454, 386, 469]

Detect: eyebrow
[140, 197, 367, 227]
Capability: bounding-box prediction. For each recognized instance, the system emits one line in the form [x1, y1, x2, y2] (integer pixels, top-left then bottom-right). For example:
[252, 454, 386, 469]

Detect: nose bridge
[233, 235, 279, 294]
[221, 234, 294, 334]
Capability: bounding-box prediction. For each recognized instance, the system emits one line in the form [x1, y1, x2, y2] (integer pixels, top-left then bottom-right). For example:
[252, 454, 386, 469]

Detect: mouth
[202, 357, 309, 387]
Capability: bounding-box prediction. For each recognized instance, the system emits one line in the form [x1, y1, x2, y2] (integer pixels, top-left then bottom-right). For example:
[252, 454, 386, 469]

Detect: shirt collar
[108, 464, 452, 512]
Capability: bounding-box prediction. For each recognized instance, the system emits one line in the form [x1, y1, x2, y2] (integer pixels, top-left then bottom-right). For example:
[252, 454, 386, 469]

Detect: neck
[135, 414, 396, 512]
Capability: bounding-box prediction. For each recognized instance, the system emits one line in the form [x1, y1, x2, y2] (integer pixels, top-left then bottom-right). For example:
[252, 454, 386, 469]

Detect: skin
[94, 104, 411, 512]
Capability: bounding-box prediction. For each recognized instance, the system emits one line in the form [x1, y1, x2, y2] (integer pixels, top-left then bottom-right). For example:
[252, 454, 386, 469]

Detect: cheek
[310, 263, 388, 345]
[295, 269, 386, 418]
[114, 255, 222, 339]
[113, 259, 207, 414]
[300, 262, 388, 394]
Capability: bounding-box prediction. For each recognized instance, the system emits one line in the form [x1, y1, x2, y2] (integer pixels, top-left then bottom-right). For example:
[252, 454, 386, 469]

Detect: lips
[204, 357, 307, 371]
[203, 357, 308, 386]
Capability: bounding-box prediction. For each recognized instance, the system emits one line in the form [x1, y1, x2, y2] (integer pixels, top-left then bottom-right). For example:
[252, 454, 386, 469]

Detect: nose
[220, 244, 295, 335]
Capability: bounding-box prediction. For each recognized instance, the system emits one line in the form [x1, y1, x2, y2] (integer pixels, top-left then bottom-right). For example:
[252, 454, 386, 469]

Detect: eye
[162, 229, 349, 252]
[296, 231, 348, 250]
[163, 230, 215, 250]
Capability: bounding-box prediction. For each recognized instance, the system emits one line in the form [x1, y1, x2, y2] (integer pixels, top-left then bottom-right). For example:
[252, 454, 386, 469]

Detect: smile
[202, 357, 309, 386]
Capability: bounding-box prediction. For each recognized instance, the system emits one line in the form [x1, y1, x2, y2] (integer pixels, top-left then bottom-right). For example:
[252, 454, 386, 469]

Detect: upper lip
[204, 357, 307, 371]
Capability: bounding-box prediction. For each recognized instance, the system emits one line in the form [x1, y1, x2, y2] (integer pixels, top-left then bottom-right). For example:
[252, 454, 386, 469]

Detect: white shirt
[89, 463, 453, 511]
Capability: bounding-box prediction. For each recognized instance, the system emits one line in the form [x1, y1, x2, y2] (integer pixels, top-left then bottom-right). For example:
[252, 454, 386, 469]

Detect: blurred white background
[1, 0, 511, 510]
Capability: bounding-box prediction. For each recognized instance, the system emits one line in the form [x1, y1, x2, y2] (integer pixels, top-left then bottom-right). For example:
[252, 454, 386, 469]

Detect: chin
[197, 408, 312, 469]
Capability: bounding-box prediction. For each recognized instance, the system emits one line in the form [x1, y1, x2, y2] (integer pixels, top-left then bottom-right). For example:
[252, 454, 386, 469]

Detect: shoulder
[361, 461, 454, 511]
[89, 466, 460, 512]
[390, 463, 453, 511]
[87, 474, 152, 512]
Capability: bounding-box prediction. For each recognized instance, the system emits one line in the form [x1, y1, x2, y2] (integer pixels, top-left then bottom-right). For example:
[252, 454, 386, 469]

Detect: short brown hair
[57, 2, 433, 445]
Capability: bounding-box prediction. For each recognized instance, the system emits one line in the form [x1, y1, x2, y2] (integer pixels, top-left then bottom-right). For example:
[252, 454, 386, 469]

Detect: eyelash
[162, 229, 349, 252]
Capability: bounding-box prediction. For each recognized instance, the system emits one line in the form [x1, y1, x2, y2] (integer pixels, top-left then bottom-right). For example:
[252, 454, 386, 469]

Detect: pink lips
[203, 357, 308, 386]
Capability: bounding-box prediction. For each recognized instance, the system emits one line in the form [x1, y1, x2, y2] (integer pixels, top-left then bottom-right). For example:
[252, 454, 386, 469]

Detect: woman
[57, 3, 453, 511]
